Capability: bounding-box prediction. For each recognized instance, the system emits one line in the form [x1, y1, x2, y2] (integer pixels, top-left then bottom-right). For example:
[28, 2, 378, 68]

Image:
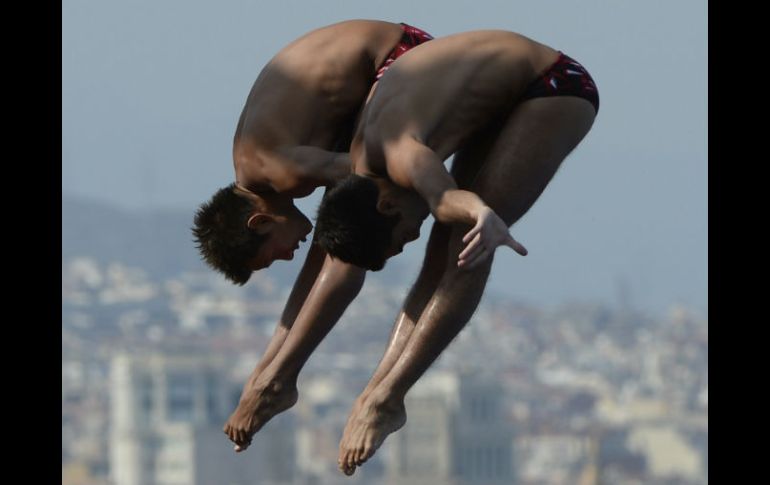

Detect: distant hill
[63, 195, 209, 279]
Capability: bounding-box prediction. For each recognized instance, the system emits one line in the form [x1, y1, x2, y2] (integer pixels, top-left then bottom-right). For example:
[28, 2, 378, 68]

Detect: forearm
[251, 242, 327, 375]
[395, 139, 489, 226]
[299, 256, 366, 332]
[278, 242, 328, 326]
[265, 255, 366, 379]
[280, 146, 352, 187]
[432, 189, 488, 226]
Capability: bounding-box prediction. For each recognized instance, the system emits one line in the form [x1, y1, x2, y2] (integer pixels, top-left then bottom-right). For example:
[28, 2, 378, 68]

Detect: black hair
[192, 183, 268, 285]
[315, 175, 398, 270]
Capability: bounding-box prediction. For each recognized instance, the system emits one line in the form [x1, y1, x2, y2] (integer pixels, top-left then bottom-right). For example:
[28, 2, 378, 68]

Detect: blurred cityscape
[62, 253, 707, 485]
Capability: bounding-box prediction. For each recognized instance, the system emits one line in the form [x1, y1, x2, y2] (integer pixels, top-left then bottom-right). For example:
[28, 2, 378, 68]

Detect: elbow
[432, 207, 450, 225]
[269, 175, 299, 194]
[427, 193, 444, 222]
[430, 198, 453, 225]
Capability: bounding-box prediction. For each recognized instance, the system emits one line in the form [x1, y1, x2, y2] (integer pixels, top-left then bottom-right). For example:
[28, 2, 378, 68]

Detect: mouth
[277, 246, 297, 260]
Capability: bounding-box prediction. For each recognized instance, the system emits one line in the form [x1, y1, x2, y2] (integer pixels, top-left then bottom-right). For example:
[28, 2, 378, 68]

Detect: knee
[443, 253, 493, 286]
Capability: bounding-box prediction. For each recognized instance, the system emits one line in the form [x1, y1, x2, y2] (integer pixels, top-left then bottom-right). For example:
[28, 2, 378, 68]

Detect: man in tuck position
[314, 29, 599, 475]
[191, 19, 433, 452]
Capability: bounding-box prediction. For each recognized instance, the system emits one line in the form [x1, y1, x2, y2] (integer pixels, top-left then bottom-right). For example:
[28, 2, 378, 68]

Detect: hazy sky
[62, 0, 707, 316]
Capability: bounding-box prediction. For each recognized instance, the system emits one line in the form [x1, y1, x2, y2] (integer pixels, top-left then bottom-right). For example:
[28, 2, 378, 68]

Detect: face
[247, 197, 313, 271]
[378, 185, 430, 259]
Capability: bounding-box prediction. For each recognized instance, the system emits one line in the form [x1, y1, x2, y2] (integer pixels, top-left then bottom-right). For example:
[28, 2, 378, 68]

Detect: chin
[368, 259, 387, 272]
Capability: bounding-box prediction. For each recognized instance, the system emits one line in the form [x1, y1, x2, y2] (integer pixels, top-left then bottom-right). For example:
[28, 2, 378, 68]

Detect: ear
[247, 213, 276, 235]
[376, 196, 399, 216]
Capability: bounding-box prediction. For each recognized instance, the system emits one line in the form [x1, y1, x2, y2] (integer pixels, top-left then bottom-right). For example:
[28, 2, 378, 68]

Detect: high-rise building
[110, 352, 295, 485]
[386, 370, 515, 485]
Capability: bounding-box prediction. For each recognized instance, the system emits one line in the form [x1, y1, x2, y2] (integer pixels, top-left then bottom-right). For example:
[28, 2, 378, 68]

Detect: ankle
[368, 388, 404, 410]
[255, 372, 297, 392]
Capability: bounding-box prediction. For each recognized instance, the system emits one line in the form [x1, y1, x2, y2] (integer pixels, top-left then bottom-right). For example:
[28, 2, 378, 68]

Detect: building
[386, 370, 515, 485]
[110, 352, 295, 485]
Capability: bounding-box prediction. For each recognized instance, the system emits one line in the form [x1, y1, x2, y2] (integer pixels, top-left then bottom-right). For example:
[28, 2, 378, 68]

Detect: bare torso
[234, 20, 405, 194]
[355, 31, 560, 176]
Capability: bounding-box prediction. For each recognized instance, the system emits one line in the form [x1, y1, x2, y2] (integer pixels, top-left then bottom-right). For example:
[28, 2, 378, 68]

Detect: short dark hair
[192, 183, 267, 285]
[315, 175, 398, 271]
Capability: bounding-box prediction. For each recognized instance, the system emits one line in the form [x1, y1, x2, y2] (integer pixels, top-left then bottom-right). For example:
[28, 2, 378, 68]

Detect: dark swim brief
[519, 52, 600, 114]
[375, 23, 434, 80]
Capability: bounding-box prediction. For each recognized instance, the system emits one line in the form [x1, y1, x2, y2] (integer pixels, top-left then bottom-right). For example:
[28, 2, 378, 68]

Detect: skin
[233, 20, 408, 197]
[334, 30, 598, 475]
[222, 20, 416, 451]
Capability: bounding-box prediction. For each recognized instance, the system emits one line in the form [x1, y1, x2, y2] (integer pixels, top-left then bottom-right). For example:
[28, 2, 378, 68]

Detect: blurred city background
[63, 1, 707, 484]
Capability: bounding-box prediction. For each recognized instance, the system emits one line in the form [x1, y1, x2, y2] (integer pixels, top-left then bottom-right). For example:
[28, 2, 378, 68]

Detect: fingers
[506, 235, 528, 256]
[458, 232, 483, 261]
[462, 220, 483, 244]
[459, 247, 490, 270]
[458, 234, 526, 268]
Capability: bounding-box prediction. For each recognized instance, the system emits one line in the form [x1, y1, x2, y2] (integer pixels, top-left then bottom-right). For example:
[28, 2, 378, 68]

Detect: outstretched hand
[458, 206, 527, 269]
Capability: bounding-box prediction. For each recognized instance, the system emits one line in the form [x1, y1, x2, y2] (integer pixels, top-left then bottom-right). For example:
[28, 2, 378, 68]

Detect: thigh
[449, 116, 506, 189]
[466, 96, 597, 226]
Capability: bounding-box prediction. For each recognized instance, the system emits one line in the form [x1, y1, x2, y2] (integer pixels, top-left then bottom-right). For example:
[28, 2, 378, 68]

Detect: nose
[300, 222, 313, 243]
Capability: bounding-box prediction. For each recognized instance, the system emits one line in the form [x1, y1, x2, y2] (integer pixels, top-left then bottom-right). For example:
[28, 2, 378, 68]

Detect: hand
[458, 206, 527, 269]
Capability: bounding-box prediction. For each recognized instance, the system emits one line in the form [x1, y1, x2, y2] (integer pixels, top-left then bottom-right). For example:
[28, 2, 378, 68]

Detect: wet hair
[315, 175, 398, 271]
[192, 183, 268, 285]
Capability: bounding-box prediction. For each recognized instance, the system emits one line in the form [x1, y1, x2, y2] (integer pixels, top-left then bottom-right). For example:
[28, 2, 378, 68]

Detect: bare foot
[223, 377, 298, 452]
[337, 396, 366, 475]
[338, 394, 406, 475]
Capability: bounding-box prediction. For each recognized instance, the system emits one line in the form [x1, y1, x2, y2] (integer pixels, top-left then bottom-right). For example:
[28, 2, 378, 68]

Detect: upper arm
[385, 137, 457, 213]
[274, 146, 350, 187]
